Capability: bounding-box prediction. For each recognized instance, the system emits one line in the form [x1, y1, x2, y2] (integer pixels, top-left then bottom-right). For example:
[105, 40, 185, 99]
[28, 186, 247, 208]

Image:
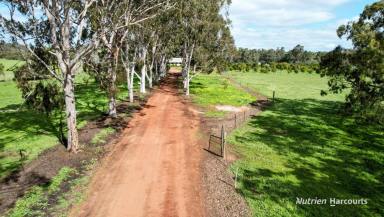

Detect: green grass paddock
[190, 73, 254, 117]
[228, 71, 383, 217]
[0, 58, 25, 81]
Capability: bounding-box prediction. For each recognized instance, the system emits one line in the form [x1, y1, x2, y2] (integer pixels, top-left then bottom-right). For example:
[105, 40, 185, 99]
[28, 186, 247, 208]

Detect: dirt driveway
[72, 72, 204, 217]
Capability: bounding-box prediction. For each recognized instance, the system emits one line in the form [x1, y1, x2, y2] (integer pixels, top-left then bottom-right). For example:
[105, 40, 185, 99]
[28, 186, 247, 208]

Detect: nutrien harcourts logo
[296, 198, 368, 207]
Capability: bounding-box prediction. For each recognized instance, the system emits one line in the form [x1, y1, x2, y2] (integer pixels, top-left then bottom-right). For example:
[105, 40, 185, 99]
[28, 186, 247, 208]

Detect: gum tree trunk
[148, 40, 157, 88]
[140, 45, 148, 94]
[129, 63, 135, 102]
[63, 74, 79, 152]
[160, 55, 167, 78]
[184, 43, 195, 96]
[107, 51, 118, 117]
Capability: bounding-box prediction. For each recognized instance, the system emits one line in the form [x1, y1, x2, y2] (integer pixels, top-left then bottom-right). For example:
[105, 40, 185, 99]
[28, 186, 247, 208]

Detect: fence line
[207, 109, 259, 159]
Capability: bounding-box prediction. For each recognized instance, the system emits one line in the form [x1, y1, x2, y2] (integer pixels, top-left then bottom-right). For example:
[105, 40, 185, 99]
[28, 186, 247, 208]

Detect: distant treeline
[0, 41, 27, 60]
[229, 45, 325, 73]
[229, 62, 319, 73]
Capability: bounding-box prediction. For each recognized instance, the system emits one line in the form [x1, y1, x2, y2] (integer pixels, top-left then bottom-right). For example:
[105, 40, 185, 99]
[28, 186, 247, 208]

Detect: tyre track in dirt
[71, 72, 204, 217]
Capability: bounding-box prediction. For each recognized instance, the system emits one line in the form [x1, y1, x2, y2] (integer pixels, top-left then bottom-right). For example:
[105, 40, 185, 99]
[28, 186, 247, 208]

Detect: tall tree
[320, 0, 384, 122]
[1, 0, 100, 152]
[91, 0, 169, 116]
[178, 0, 233, 95]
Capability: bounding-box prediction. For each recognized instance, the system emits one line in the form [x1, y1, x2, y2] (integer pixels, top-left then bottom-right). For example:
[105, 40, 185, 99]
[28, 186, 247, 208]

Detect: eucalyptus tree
[90, 0, 170, 116]
[120, 33, 137, 103]
[178, 0, 233, 95]
[320, 0, 384, 122]
[0, 0, 100, 153]
[193, 11, 236, 74]
[147, 5, 181, 84]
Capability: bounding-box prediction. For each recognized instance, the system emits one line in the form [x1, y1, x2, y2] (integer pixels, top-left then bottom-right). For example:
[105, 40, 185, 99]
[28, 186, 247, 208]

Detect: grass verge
[91, 128, 116, 145]
[7, 167, 76, 217]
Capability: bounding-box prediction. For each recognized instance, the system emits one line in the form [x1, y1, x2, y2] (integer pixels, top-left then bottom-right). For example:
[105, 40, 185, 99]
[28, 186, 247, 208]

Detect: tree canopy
[0, 0, 236, 152]
[320, 0, 384, 122]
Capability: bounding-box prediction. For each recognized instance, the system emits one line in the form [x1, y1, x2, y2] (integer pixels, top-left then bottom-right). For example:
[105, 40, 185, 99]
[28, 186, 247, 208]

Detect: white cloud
[229, 0, 354, 51]
[233, 27, 351, 51]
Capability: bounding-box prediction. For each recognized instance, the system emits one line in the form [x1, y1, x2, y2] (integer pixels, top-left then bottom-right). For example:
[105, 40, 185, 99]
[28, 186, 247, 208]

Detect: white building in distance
[169, 57, 183, 66]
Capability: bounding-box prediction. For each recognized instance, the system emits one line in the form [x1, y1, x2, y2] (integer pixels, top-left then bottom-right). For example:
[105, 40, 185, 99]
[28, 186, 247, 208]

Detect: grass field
[0, 65, 130, 180]
[228, 71, 384, 216]
[227, 71, 346, 101]
[0, 58, 25, 81]
[190, 73, 254, 117]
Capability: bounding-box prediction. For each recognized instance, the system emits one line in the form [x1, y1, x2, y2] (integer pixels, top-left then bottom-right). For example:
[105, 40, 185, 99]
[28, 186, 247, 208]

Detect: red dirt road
[72, 73, 204, 217]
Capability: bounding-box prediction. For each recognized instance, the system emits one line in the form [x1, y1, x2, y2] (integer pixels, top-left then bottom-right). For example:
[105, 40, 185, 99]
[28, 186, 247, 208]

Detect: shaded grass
[227, 72, 384, 217]
[190, 73, 254, 117]
[0, 72, 129, 179]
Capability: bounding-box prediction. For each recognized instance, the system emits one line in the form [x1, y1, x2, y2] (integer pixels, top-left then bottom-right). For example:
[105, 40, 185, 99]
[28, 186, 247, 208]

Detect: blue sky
[228, 0, 378, 51]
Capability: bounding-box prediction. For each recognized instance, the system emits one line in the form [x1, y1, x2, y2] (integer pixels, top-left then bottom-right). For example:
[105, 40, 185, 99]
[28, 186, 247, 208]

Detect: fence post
[235, 114, 237, 128]
[243, 111, 246, 122]
[234, 167, 239, 189]
[221, 125, 226, 159]
[273, 91, 275, 103]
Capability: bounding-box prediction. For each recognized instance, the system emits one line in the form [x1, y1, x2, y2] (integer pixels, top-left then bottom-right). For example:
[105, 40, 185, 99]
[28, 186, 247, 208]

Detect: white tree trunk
[154, 57, 159, 82]
[108, 59, 117, 117]
[148, 64, 153, 88]
[148, 42, 157, 88]
[140, 64, 147, 93]
[183, 57, 188, 89]
[186, 69, 190, 96]
[160, 55, 167, 78]
[63, 74, 79, 153]
[184, 44, 195, 95]
[129, 64, 135, 102]
[140, 46, 148, 94]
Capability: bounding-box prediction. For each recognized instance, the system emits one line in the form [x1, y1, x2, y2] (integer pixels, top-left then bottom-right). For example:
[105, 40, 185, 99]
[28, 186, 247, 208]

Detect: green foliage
[48, 167, 77, 194]
[320, 1, 384, 122]
[8, 186, 48, 217]
[189, 73, 254, 117]
[7, 167, 76, 217]
[228, 72, 383, 217]
[229, 62, 318, 74]
[233, 46, 324, 65]
[91, 128, 116, 145]
[49, 159, 98, 217]
[52, 175, 90, 217]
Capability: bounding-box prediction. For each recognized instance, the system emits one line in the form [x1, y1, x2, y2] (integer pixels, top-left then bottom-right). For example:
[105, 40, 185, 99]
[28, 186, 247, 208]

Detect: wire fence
[206, 109, 260, 159]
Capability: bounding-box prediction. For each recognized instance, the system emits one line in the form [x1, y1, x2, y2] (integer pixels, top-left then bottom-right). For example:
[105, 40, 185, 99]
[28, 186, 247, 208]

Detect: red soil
[72, 72, 204, 217]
